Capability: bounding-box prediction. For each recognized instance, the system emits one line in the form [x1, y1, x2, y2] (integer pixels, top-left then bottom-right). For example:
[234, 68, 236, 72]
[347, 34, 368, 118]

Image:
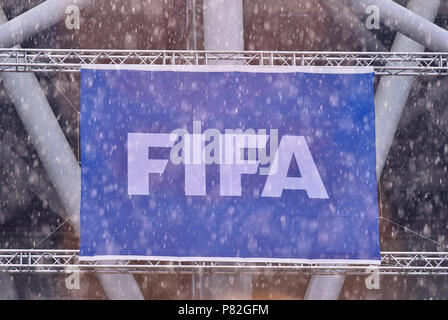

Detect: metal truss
[0, 48, 447, 76]
[1, 49, 446, 277]
[0, 250, 447, 275]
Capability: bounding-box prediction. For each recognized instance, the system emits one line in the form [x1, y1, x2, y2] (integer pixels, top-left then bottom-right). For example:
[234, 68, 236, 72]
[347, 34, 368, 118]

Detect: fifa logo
[127, 121, 328, 198]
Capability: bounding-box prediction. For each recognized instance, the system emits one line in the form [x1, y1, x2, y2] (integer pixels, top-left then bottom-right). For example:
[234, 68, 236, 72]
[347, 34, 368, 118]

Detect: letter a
[262, 136, 329, 198]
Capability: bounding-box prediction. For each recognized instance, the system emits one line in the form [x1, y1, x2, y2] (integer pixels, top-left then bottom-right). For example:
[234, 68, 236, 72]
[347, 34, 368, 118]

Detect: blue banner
[80, 65, 380, 263]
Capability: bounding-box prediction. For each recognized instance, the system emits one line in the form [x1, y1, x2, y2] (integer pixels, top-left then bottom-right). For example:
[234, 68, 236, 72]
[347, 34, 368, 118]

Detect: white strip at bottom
[78, 255, 381, 265]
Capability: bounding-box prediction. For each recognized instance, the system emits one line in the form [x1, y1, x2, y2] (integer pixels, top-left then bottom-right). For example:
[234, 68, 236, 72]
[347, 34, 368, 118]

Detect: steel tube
[203, 0, 244, 51]
[375, 0, 441, 176]
[346, 0, 447, 52]
[0, 0, 93, 48]
[0, 5, 144, 301]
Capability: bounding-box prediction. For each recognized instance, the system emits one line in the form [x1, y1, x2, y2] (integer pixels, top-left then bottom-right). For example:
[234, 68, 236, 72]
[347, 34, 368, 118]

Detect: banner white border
[80, 64, 379, 265]
[78, 255, 381, 265]
[82, 64, 375, 74]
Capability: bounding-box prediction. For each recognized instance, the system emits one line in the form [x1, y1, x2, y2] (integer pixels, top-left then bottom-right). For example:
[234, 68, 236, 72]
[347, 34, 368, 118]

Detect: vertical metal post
[186, 0, 201, 51]
[203, 0, 243, 51]
[199, 271, 204, 300]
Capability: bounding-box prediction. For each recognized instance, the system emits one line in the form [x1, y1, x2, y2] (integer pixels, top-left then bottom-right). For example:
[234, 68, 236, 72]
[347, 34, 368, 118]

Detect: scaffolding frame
[0, 250, 447, 275]
[1, 49, 447, 276]
[0, 48, 447, 76]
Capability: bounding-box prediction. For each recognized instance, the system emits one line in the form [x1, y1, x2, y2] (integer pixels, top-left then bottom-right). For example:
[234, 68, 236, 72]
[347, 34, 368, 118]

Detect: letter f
[128, 133, 175, 195]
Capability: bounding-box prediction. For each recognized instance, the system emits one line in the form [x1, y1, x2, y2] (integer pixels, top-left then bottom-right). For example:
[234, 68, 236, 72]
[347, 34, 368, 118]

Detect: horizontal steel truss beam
[0, 250, 447, 275]
[0, 49, 446, 76]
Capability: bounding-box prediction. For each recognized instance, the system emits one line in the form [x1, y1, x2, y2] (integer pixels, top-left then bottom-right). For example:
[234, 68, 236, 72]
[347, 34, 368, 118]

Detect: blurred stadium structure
[0, 0, 447, 299]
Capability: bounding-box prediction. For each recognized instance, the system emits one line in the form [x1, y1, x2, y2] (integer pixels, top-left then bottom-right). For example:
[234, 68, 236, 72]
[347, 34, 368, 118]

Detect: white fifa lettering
[127, 133, 176, 195]
[128, 128, 328, 199]
[262, 136, 329, 198]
